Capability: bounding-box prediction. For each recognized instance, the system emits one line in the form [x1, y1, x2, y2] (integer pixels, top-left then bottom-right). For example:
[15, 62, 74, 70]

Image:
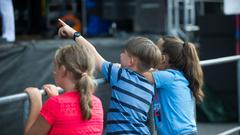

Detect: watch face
[75, 32, 81, 37]
[73, 32, 81, 40]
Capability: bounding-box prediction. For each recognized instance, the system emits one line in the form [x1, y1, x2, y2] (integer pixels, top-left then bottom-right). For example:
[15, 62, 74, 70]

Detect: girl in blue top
[145, 36, 204, 135]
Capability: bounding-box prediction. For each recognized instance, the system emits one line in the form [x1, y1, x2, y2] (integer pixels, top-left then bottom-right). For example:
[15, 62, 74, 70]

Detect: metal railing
[201, 55, 240, 135]
[217, 126, 240, 135]
[0, 78, 106, 121]
[0, 55, 240, 135]
[0, 78, 106, 106]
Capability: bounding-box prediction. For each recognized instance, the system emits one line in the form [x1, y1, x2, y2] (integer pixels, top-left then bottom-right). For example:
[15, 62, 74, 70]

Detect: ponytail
[76, 73, 95, 120]
[157, 36, 204, 103]
[182, 42, 204, 103]
[55, 44, 96, 120]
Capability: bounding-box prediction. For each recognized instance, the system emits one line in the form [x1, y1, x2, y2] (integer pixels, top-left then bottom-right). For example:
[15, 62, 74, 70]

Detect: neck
[131, 66, 146, 75]
[129, 62, 143, 73]
[130, 67, 149, 80]
[61, 79, 77, 92]
[130, 66, 139, 72]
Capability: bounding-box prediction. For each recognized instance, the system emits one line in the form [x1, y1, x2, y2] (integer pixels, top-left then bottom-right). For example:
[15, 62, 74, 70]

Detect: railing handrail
[200, 55, 240, 66]
[0, 55, 240, 106]
[0, 78, 106, 106]
[217, 126, 240, 135]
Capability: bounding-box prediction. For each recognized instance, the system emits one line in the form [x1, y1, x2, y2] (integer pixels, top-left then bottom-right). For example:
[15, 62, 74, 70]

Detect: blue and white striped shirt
[102, 61, 154, 135]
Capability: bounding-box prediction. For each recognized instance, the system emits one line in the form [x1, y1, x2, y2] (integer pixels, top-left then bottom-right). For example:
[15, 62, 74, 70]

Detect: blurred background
[0, 0, 240, 134]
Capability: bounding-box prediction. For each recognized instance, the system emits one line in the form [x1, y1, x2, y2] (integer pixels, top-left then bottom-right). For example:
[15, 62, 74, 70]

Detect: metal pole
[191, 0, 195, 26]
[238, 60, 240, 123]
[174, 0, 179, 32]
[217, 126, 240, 135]
[200, 55, 240, 66]
[81, 0, 87, 35]
[199, 1, 205, 16]
[23, 99, 29, 123]
[0, 89, 64, 106]
[167, 0, 173, 35]
[0, 93, 29, 106]
[184, 0, 188, 31]
[0, 79, 108, 106]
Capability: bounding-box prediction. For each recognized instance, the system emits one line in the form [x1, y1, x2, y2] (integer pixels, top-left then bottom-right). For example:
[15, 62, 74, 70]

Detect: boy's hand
[25, 87, 42, 105]
[58, 19, 105, 72]
[58, 19, 76, 39]
[42, 84, 60, 97]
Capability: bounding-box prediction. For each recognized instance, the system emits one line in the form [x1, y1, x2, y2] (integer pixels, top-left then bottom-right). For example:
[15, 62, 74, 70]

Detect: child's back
[24, 44, 104, 135]
[41, 91, 103, 135]
[150, 36, 204, 135]
[101, 37, 161, 134]
[152, 69, 196, 135]
[102, 63, 154, 134]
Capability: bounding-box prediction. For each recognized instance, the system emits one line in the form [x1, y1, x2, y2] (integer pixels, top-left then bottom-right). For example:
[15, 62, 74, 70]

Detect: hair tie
[82, 72, 87, 77]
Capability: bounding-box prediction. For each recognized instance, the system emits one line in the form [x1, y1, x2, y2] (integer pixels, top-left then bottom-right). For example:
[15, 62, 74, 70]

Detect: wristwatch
[73, 32, 81, 41]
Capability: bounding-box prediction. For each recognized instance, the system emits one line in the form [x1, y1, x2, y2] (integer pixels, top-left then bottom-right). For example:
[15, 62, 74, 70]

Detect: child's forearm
[24, 101, 42, 135]
[75, 36, 105, 71]
[58, 19, 105, 71]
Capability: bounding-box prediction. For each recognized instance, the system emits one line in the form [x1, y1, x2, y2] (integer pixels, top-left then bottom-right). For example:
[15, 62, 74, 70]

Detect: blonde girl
[24, 44, 103, 135]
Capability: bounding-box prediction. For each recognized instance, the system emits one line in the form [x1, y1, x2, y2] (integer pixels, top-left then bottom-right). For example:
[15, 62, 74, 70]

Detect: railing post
[237, 60, 240, 135]
[238, 60, 240, 123]
[81, 0, 87, 35]
[23, 99, 29, 124]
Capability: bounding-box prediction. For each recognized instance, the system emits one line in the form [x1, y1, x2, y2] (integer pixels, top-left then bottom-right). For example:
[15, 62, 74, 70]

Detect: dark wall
[14, 0, 42, 34]
[197, 15, 237, 122]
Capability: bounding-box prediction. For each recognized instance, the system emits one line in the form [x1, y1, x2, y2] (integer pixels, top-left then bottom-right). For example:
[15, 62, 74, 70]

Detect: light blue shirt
[102, 61, 154, 135]
[152, 69, 197, 135]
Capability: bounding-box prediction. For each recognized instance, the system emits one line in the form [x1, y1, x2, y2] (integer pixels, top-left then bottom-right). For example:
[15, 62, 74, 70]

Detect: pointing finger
[58, 18, 67, 26]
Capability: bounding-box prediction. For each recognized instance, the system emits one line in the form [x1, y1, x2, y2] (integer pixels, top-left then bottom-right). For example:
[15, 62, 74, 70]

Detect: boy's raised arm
[58, 19, 105, 71]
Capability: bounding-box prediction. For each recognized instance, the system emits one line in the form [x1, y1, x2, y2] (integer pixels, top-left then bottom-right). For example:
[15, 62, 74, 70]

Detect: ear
[129, 56, 135, 67]
[130, 56, 140, 68]
[59, 65, 67, 77]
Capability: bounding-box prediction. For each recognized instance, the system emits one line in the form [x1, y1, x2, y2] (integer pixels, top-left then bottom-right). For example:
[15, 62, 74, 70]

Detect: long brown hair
[124, 36, 162, 72]
[55, 44, 95, 120]
[157, 36, 204, 103]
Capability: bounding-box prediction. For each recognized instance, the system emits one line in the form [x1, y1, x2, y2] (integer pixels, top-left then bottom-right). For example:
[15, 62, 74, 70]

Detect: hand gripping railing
[0, 55, 240, 135]
[0, 78, 106, 121]
[0, 78, 106, 106]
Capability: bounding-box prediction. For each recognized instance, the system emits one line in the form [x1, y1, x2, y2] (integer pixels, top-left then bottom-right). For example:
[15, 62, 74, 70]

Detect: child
[145, 36, 204, 135]
[58, 19, 162, 134]
[24, 44, 104, 135]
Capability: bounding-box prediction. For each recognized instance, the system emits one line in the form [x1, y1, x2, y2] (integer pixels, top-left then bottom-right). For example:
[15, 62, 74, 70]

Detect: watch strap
[73, 32, 81, 41]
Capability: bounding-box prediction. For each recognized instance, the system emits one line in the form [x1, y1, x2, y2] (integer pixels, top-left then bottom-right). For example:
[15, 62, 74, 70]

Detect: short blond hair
[124, 37, 162, 72]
